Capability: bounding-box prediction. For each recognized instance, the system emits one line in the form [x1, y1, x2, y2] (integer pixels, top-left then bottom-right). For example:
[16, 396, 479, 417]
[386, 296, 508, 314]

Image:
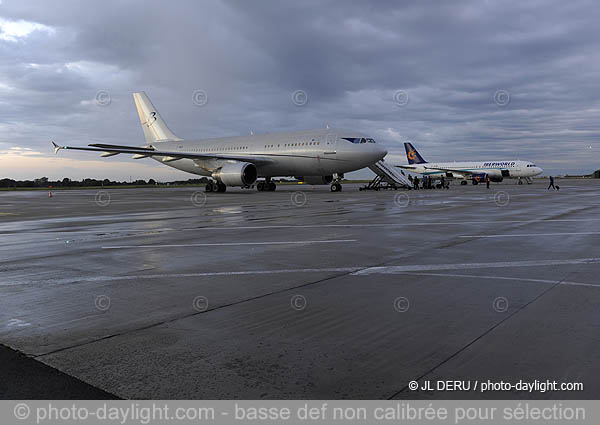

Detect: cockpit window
[342, 137, 376, 144]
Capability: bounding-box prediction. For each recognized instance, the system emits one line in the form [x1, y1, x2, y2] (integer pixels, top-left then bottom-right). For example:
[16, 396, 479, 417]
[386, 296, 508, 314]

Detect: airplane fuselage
[407, 160, 543, 180]
[151, 129, 387, 178]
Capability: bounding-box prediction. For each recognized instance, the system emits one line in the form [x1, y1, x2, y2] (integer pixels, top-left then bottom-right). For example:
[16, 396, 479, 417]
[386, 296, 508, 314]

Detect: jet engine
[471, 173, 486, 185]
[296, 175, 333, 185]
[471, 172, 503, 184]
[212, 162, 257, 186]
[486, 170, 504, 183]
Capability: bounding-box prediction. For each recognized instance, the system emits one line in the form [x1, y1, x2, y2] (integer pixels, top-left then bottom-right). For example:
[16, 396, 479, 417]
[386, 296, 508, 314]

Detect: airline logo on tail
[148, 111, 157, 125]
[404, 142, 427, 164]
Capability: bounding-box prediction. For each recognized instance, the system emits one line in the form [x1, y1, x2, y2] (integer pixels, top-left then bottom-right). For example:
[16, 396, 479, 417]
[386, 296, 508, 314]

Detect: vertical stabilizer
[404, 142, 427, 164]
[133, 92, 182, 143]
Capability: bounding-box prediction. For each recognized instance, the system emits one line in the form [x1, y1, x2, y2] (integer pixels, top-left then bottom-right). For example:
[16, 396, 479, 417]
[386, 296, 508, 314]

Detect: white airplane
[398, 142, 543, 185]
[53, 92, 387, 192]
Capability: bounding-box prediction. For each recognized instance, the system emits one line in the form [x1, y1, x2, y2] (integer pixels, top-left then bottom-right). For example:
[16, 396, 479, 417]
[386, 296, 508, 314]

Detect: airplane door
[315, 133, 336, 175]
[324, 133, 337, 155]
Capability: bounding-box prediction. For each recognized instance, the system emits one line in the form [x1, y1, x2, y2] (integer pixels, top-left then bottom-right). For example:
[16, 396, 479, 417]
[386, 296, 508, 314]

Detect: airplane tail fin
[404, 142, 427, 164]
[133, 92, 182, 143]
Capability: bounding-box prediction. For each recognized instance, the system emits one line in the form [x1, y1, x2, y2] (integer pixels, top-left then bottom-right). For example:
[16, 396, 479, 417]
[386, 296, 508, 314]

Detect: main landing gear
[205, 181, 226, 192]
[257, 178, 276, 191]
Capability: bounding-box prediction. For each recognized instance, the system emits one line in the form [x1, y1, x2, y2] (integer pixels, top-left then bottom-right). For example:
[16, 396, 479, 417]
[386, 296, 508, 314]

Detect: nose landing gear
[330, 173, 343, 192]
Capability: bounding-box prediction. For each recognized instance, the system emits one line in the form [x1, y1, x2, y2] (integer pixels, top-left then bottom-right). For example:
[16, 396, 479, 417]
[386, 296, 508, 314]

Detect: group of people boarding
[409, 174, 451, 190]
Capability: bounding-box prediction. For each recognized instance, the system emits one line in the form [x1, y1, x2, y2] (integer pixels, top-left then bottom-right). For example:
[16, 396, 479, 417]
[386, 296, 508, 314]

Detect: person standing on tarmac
[548, 175, 556, 190]
[485, 175, 490, 189]
[413, 176, 419, 190]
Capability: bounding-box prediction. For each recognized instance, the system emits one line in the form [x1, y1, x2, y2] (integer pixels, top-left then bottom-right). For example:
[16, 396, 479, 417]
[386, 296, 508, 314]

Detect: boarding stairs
[361, 159, 411, 190]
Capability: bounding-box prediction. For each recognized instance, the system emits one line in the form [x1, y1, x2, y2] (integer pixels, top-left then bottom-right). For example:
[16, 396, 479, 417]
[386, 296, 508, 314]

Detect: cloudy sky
[1, 0, 599, 180]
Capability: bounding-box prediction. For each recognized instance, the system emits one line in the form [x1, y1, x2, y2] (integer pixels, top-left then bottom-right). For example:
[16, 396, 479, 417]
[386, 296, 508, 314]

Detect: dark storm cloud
[1, 0, 599, 179]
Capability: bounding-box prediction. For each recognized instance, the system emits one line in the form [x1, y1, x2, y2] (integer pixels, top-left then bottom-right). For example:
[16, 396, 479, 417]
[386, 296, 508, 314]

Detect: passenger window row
[186, 140, 324, 152]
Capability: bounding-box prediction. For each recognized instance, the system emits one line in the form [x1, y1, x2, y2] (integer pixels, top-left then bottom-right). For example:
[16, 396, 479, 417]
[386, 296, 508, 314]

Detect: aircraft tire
[331, 182, 342, 192]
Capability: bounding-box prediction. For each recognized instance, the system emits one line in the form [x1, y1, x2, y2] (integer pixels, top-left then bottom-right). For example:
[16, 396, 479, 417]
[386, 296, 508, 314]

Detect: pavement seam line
[385, 275, 569, 400]
[33, 262, 389, 359]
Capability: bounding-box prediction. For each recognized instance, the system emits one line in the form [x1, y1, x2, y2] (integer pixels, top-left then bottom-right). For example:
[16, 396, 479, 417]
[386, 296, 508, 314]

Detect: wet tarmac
[1, 179, 599, 399]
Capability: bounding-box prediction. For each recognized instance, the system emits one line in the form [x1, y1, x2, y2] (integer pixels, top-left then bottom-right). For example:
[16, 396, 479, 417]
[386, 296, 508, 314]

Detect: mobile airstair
[360, 159, 411, 191]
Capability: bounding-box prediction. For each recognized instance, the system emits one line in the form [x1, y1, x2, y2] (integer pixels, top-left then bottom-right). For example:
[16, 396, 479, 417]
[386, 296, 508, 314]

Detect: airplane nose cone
[535, 167, 543, 175]
[375, 145, 387, 161]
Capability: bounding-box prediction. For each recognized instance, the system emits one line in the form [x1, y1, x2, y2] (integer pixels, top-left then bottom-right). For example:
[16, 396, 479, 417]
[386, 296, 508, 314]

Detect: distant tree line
[0, 176, 211, 188]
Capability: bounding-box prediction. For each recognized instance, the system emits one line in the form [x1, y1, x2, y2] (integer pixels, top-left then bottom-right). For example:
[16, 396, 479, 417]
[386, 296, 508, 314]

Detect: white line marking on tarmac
[559, 281, 600, 288]
[26, 267, 362, 285]
[4, 218, 600, 236]
[4, 319, 31, 329]
[185, 218, 600, 231]
[387, 271, 600, 288]
[102, 239, 356, 249]
[352, 258, 600, 275]
[13, 257, 600, 287]
[460, 232, 600, 238]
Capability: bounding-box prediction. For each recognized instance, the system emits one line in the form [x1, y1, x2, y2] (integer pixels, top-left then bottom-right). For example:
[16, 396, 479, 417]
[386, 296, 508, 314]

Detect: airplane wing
[396, 164, 467, 175]
[422, 165, 476, 177]
[396, 164, 472, 179]
[52, 142, 276, 165]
